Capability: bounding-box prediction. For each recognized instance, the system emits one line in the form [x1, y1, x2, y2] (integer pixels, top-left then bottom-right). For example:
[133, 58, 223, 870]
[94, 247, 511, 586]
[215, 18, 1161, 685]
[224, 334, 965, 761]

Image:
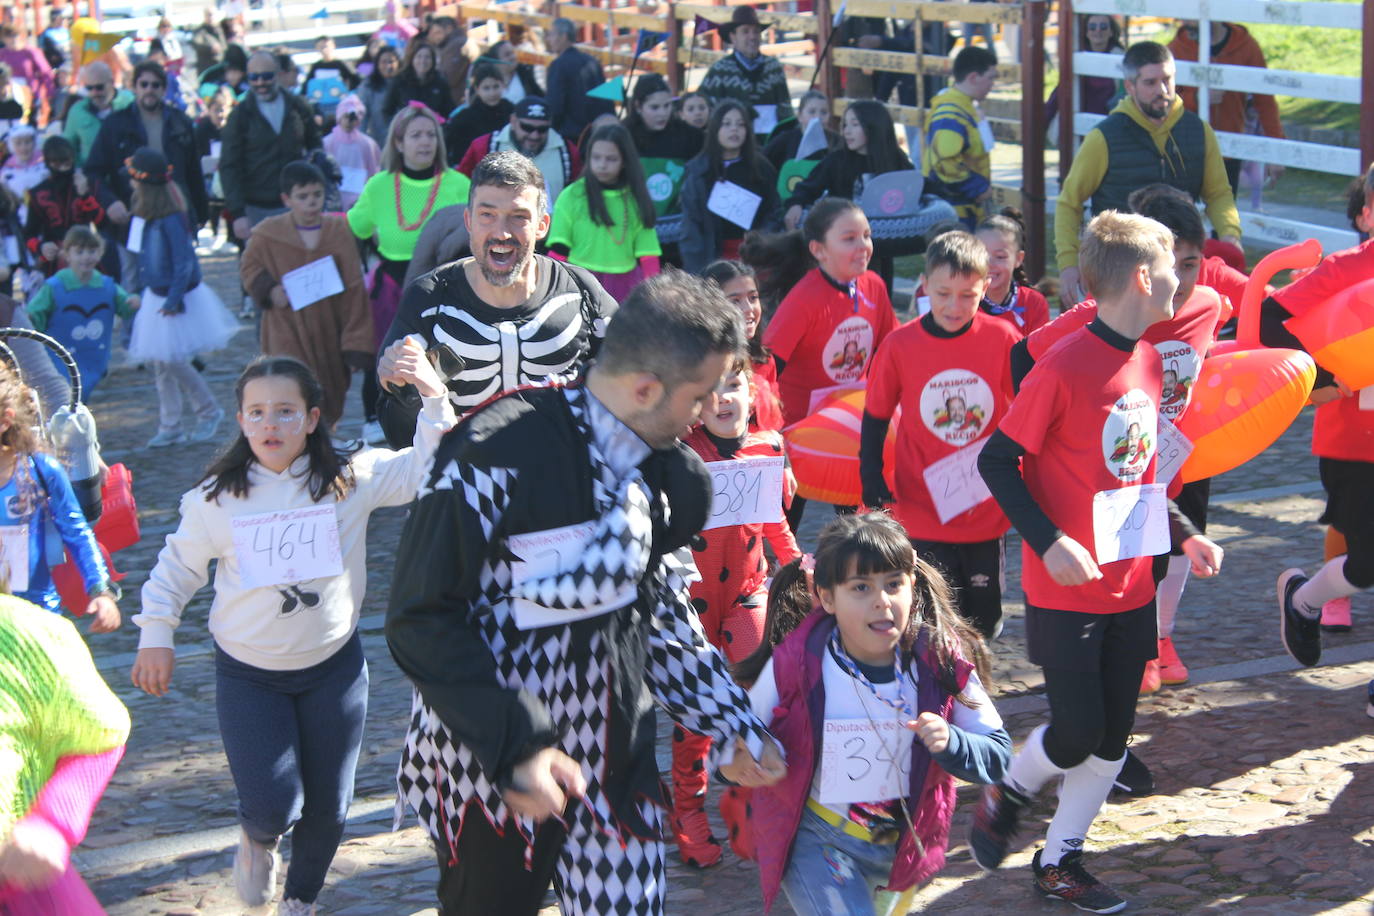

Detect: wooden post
[1022, 0, 1046, 281]
[1057, 0, 1074, 180]
[667, 1, 683, 93]
[816, 0, 836, 103]
[1363, 0, 1374, 171]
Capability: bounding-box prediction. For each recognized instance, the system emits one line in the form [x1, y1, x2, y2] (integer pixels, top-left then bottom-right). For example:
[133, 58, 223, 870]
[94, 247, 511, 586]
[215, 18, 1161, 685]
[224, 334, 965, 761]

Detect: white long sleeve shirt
[135, 398, 454, 670]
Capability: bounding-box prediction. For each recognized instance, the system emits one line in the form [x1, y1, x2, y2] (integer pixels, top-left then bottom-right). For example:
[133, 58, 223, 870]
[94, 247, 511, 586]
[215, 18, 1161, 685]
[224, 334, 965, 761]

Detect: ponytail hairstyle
[741, 196, 865, 313]
[702, 259, 784, 424]
[623, 72, 672, 136]
[742, 513, 993, 703]
[702, 258, 767, 360]
[975, 207, 1031, 288]
[846, 99, 909, 174]
[200, 356, 357, 505]
[582, 121, 656, 229]
[733, 556, 814, 687]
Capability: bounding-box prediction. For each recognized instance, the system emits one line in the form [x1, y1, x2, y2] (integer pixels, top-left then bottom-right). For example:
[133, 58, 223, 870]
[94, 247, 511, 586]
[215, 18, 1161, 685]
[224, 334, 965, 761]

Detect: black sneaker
[1110, 748, 1154, 798]
[1033, 849, 1127, 913]
[969, 781, 1030, 871]
[1278, 568, 1321, 667]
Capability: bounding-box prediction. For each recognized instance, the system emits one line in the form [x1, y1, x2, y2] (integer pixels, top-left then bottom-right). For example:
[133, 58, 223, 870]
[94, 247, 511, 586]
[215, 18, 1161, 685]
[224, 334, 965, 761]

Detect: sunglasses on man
[517, 121, 549, 135]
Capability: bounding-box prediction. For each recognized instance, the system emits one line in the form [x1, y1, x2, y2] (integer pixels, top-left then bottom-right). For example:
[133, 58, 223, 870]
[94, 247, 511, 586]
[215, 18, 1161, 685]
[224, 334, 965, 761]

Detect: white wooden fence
[1070, 0, 1361, 251]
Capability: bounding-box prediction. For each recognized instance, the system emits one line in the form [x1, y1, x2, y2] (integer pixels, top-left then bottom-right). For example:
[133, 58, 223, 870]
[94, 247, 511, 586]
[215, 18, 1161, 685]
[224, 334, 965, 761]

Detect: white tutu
[128, 283, 240, 363]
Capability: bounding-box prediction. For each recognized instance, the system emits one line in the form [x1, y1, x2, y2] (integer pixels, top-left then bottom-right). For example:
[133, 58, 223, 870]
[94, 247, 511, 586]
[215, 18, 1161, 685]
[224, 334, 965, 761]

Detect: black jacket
[444, 98, 513, 166]
[219, 90, 322, 215]
[383, 71, 453, 124]
[782, 145, 915, 211]
[546, 46, 615, 142]
[84, 103, 208, 223]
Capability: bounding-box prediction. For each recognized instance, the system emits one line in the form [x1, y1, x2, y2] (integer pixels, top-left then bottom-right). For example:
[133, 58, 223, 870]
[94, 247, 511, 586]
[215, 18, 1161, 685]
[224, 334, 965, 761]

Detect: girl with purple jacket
[734, 513, 1010, 914]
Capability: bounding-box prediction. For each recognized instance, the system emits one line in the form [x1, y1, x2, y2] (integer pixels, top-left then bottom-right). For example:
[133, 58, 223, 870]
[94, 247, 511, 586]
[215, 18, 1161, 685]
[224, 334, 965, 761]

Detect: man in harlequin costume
[386, 271, 786, 916]
[673, 355, 800, 867]
[25, 225, 138, 398]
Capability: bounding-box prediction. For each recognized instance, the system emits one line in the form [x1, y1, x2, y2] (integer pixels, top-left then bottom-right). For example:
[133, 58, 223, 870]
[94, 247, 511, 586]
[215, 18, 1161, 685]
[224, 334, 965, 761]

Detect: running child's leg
[284, 634, 369, 905]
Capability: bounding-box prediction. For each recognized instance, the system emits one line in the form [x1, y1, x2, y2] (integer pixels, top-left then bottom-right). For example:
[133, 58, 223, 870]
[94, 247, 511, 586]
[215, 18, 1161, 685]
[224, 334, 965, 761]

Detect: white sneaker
[239, 295, 257, 319]
[233, 828, 279, 906]
[146, 429, 184, 448]
[188, 407, 226, 443]
[362, 420, 386, 445]
[277, 898, 315, 916]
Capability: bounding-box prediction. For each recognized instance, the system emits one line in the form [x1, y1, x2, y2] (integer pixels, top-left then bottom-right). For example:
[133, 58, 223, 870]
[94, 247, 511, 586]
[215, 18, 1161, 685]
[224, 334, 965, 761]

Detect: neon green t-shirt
[346, 168, 471, 262]
[545, 178, 661, 275]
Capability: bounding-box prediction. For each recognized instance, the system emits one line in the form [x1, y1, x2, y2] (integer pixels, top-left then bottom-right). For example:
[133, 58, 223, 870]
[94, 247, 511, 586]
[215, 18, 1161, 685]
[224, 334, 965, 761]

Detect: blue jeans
[215, 631, 369, 903]
[780, 806, 912, 916]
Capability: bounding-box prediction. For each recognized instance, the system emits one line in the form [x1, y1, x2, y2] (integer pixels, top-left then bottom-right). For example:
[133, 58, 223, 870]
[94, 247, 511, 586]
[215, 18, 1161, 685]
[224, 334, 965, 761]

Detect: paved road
[60, 241, 1374, 914]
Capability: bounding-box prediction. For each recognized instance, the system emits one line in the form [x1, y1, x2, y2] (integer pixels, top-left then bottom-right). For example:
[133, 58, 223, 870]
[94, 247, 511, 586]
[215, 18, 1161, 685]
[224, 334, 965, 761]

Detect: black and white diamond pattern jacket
[387, 383, 770, 915]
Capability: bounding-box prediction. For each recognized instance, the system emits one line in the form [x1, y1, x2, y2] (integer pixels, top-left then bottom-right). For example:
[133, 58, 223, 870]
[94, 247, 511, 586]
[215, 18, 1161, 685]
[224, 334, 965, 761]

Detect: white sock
[1041, 753, 1124, 867]
[1294, 557, 1360, 618]
[1156, 554, 1190, 638]
[1005, 724, 1066, 797]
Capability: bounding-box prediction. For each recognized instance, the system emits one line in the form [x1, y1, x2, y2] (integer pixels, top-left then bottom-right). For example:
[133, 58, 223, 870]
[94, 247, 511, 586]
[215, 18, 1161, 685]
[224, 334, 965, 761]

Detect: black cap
[126, 147, 172, 185]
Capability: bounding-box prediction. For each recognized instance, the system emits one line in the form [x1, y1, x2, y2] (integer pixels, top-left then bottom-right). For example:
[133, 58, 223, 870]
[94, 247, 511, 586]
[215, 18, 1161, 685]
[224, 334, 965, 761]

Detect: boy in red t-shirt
[969, 212, 1224, 911]
[1266, 163, 1374, 670]
[1015, 195, 1228, 694]
[672, 356, 801, 868]
[861, 231, 1020, 638]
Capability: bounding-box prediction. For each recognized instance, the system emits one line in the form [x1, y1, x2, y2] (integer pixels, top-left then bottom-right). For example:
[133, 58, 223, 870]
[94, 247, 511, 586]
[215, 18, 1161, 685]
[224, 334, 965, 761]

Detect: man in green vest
[63, 61, 132, 166]
[1055, 41, 1240, 307]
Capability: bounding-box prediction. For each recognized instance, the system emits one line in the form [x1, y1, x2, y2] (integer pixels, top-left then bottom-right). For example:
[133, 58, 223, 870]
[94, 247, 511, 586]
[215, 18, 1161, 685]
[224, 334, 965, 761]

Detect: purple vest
[751, 610, 971, 911]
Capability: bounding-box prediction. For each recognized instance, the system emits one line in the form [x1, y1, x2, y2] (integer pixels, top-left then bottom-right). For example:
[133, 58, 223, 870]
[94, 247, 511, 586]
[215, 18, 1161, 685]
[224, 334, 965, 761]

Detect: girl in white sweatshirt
[130, 343, 453, 916]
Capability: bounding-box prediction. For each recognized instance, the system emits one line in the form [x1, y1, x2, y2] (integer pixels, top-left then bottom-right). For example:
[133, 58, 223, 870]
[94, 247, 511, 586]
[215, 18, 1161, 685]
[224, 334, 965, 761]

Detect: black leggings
[1041, 660, 1146, 769]
[434, 813, 566, 916]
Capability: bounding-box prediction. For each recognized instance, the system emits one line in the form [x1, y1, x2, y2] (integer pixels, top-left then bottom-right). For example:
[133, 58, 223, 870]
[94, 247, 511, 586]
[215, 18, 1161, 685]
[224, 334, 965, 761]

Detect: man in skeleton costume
[376, 151, 618, 447]
[386, 272, 786, 915]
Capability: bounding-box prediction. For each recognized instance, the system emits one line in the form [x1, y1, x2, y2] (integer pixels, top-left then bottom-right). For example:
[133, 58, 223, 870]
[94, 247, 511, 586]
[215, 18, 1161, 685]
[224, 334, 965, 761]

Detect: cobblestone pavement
[61, 243, 1374, 914]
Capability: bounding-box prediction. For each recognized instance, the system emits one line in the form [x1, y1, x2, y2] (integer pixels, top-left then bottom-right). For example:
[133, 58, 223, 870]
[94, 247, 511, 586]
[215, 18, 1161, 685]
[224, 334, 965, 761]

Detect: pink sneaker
[1157, 637, 1188, 685]
[1320, 596, 1352, 633]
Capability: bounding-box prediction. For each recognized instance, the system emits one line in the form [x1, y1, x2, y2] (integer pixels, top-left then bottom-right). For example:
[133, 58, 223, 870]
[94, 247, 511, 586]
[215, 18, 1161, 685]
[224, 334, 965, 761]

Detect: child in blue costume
[0, 363, 120, 632]
[25, 226, 139, 399]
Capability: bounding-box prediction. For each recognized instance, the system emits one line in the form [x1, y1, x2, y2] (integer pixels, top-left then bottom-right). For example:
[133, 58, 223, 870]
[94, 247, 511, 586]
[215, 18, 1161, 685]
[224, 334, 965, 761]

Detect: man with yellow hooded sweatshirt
[1055, 40, 1240, 307]
[923, 45, 1000, 229]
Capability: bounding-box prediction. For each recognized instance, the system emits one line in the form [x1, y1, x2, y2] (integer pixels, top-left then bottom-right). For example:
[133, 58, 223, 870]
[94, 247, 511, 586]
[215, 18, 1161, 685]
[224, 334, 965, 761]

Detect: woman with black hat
[697, 7, 795, 137]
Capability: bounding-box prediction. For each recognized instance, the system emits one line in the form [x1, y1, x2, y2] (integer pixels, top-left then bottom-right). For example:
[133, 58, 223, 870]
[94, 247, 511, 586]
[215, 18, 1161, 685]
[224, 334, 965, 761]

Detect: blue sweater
[0, 454, 109, 611]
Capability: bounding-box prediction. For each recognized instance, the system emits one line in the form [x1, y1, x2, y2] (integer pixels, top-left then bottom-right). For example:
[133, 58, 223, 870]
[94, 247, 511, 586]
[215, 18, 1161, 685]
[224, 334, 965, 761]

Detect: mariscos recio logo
[1102, 388, 1156, 481]
[920, 368, 993, 446]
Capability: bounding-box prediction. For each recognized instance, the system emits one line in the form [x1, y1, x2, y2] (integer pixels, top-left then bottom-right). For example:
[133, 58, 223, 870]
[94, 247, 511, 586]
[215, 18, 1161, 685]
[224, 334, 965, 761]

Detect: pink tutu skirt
[128, 283, 240, 363]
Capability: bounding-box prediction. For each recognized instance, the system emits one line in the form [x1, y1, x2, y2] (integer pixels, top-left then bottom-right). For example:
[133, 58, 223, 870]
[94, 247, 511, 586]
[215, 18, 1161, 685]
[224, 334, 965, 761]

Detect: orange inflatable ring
[1285, 275, 1374, 392]
[784, 388, 895, 505]
[1176, 348, 1316, 483]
